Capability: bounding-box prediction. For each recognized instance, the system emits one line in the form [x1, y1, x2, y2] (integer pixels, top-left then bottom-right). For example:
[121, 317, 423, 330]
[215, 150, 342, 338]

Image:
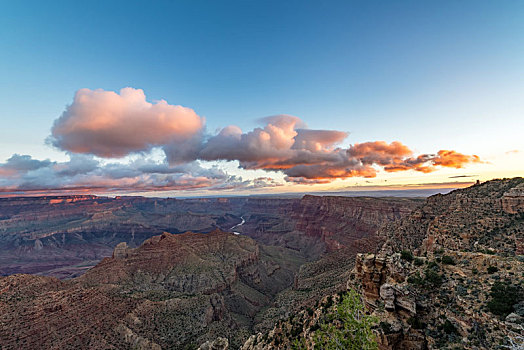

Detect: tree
[313, 290, 378, 350]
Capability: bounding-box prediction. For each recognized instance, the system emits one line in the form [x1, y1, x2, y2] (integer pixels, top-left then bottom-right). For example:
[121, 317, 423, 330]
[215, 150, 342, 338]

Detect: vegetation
[292, 290, 378, 350]
[487, 266, 499, 274]
[313, 290, 378, 350]
[486, 281, 522, 317]
[441, 255, 455, 265]
[414, 257, 424, 266]
[401, 250, 414, 262]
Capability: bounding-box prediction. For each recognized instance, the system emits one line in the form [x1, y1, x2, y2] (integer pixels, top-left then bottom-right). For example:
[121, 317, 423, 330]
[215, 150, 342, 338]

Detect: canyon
[0, 178, 522, 349]
[0, 194, 420, 279]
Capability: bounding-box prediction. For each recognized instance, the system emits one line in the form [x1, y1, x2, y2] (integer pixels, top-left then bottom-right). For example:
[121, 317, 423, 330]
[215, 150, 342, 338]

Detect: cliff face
[292, 195, 419, 251]
[0, 194, 419, 279]
[0, 230, 303, 350]
[351, 178, 524, 350]
[240, 178, 524, 350]
[502, 182, 524, 214]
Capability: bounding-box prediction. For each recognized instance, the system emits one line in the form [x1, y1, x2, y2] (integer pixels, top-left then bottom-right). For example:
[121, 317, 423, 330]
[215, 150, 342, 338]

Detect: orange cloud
[431, 150, 481, 168]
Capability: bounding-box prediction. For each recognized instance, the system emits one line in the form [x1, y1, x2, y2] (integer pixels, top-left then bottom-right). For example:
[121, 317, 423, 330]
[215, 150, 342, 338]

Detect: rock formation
[241, 178, 524, 350]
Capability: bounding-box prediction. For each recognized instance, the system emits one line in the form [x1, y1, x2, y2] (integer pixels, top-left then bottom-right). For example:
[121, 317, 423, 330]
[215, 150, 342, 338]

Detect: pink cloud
[37, 88, 483, 188]
[49, 88, 205, 159]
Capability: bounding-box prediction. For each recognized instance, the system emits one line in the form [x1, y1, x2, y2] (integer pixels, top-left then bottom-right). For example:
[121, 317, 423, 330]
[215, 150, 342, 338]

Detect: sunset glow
[1, 1, 522, 197]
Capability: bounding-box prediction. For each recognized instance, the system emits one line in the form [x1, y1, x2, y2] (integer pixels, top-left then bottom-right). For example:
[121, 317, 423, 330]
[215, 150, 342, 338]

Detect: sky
[0, 0, 523, 197]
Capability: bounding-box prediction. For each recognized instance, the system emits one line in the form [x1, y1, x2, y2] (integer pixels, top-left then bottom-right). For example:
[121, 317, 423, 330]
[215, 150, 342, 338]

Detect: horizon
[1, 1, 523, 196]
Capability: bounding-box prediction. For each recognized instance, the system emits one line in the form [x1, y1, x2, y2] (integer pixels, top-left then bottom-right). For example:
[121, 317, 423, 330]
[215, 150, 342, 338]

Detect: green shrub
[408, 317, 425, 329]
[441, 320, 458, 334]
[424, 269, 443, 287]
[442, 255, 455, 265]
[427, 261, 439, 270]
[487, 266, 498, 274]
[313, 290, 378, 350]
[414, 258, 424, 266]
[379, 322, 393, 334]
[401, 250, 414, 262]
[486, 281, 522, 317]
[407, 273, 424, 285]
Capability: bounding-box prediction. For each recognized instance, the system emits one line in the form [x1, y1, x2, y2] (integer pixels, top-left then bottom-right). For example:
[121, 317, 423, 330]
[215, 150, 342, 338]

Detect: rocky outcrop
[353, 253, 425, 350]
[292, 196, 419, 251]
[352, 178, 524, 349]
[502, 182, 524, 214]
[198, 337, 229, 350]
[112, 242, 129, 259]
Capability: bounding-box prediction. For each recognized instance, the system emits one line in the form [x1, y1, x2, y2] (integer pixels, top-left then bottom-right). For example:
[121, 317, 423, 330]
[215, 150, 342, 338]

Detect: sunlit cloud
[48, 87, 205, 161]
[0, 87, 485, 194]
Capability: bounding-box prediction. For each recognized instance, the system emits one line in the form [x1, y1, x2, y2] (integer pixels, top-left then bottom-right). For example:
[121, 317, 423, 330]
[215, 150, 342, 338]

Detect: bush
[424, 269, 443, 287]
[441, 320, 458, 334]
[313, 290, 378, 350]
[401, 250, 414, 262]
[486, 281, 522, 317]
[408, 317, 425, 329]
[379, 322, 393, 334]
[441, 255, 455, 265]
[407, 273, 424, 285]
[414, 258, 424, 266]
[427, 261, 439, 270]
[487, 266, 498, 274]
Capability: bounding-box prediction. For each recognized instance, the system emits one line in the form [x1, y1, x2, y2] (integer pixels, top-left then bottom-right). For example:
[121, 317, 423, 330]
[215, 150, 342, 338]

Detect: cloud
[48, 87, 205, 160]
[32, 87, 483, 190]
[0, 155, 279, 195]
[448, 174, 478, 179]
[0, 154, 53, 176]
[197, 118, 480, 183]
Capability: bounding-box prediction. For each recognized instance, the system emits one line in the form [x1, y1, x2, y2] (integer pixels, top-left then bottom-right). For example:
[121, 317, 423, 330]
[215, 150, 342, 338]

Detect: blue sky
[0, 1, 523, 195]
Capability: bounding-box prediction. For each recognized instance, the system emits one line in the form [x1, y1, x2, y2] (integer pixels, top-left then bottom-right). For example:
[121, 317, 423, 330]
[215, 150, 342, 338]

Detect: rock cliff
[241, 178, 524, 349]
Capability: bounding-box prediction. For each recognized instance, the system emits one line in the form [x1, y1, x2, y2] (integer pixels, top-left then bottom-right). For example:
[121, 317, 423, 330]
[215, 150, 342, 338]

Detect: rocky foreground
[241, 178, 524, 349]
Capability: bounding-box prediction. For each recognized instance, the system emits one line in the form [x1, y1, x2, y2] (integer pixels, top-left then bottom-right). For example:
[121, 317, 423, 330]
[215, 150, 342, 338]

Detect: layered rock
[241, 178, 524, 350]
[0, 230, 305, 349]
[502, 182, 524, 214]
[352, 178, 524, 349]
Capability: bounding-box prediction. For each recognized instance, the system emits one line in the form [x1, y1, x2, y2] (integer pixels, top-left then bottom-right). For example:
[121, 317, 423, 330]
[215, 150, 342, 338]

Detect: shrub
[408, 317, 425, 329]
[427, 261, 439, 270]
[441, 255, 455, 265]
[313, 290, 378, 350]
[487, 266, 498, 274]
[414, 258, 424, 266]
[379, 322, 393, 334]
[424, 269, 443, 287]
[401, 250, 414, 262]
[441, 320, 458, 334]
[407, 273, 424, 285]
[486, 281, 522, 317]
